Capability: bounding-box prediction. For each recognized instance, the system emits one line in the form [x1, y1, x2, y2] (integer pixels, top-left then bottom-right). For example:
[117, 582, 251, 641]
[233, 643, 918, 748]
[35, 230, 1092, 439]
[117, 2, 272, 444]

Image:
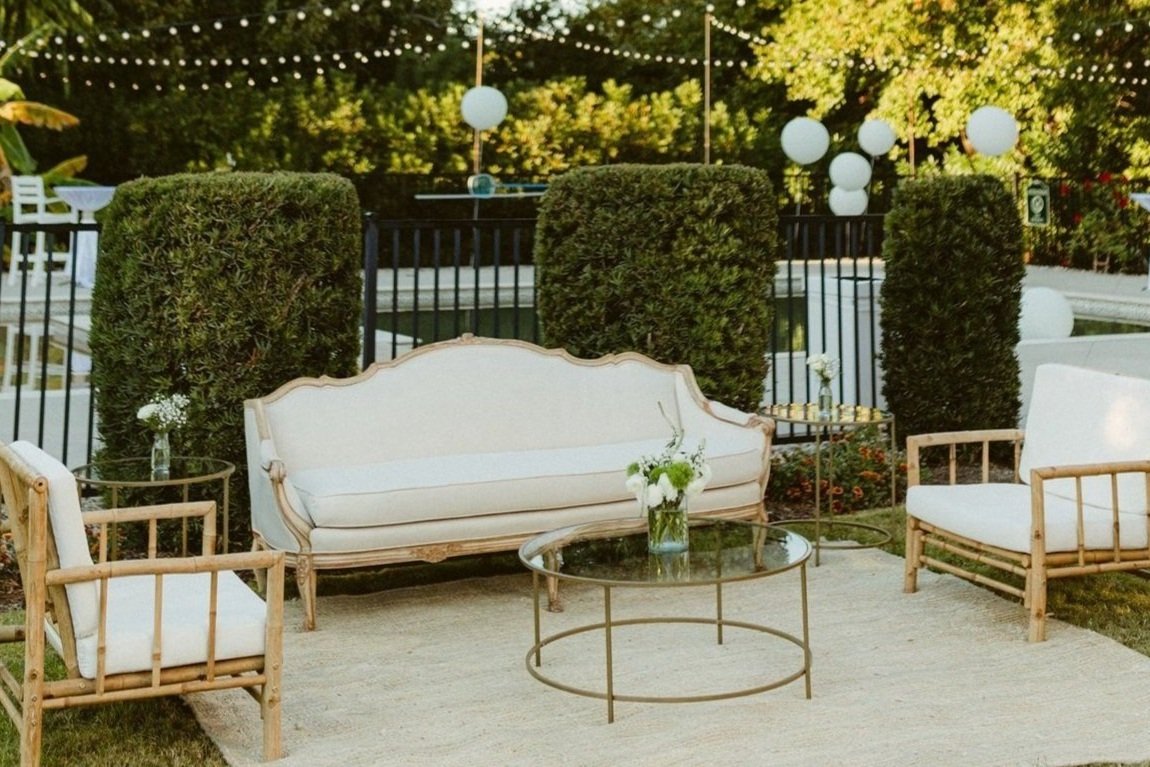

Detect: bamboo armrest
[82, 501, 215, 526]
[907, 428, 1025, 487]
[46, 550, 285, 587]
[1031, 459, 1150, 482]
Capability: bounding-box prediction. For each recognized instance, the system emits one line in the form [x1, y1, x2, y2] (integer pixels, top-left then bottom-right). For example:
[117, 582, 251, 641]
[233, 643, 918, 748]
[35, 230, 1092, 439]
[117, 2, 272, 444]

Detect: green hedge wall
[90, 171, 362, 549]
[535, 163, 777, 411]
[880, 174, 1024, 439]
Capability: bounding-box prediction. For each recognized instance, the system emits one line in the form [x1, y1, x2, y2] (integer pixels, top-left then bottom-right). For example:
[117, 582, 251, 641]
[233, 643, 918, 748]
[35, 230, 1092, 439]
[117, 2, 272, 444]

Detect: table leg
[603, 585, 614, 723]
[813, 428, 824, 566]
[716, 582, 724, 645]
[532, 572, 542, 667]
[221, 474, 231, 553]
[800, 561, 812, 699]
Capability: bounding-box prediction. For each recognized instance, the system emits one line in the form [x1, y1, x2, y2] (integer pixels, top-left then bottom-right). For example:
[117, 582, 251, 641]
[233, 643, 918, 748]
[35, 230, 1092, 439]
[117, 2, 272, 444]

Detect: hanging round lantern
[780, 117, 830, 165]
[966, 106, 1018, 157]
[858, 119, 897, 156]
[461, 86, 508, 131]
[828, 186, 869, 216]
[828, 152, 872, 192]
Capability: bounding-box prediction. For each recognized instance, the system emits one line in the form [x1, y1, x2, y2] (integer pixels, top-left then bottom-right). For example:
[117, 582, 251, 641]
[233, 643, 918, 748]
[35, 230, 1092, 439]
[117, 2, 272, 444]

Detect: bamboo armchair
[0, 441, 286, 766]
[904, 364, 1150, 642]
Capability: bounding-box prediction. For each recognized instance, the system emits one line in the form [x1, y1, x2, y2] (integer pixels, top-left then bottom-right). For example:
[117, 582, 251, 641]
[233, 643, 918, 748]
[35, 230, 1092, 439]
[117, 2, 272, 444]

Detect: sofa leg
[903, 515, 922, 593]
[545, 575, 563, 612]
[295, 557, 318, 631]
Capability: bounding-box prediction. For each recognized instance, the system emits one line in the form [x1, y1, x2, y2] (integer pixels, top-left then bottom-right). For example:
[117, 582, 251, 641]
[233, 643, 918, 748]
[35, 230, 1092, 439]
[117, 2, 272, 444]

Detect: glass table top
[72, 456, 234, 485]
[519, 518, 810, 587]
[761, 402, 893, 426]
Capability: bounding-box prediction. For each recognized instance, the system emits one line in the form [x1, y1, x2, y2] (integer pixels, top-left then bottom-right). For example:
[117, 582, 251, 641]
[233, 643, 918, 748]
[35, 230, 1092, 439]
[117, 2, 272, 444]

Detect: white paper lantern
[966, 106, 1018, 157]
[828, 152, 872, 192]
[461, 86, 508, 131]
[1019, 287, 1074, 340]
[828, 186, 869, 216]
[858, 119, 896, 156]
[780, 117, 830, 165]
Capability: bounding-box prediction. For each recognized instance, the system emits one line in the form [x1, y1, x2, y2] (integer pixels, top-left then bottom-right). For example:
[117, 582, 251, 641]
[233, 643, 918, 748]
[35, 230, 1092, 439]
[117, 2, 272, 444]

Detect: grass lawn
[0, 507, 1148, 766]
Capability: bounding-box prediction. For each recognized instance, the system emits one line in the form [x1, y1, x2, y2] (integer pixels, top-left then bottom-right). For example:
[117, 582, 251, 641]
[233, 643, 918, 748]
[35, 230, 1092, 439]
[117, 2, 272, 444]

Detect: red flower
[1099, 171, 1113, 184]
[1073, 212, 1084, 225]
[1059, 182, 1071, 197]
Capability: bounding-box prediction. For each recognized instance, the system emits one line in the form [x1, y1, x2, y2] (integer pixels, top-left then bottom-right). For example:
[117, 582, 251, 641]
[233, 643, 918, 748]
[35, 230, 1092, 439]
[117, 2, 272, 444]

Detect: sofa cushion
[1020, 364, 1150, 511]
[45, 570, 268, 679]
[907, 482, 1150, 554]
[290, 431, 765, 529]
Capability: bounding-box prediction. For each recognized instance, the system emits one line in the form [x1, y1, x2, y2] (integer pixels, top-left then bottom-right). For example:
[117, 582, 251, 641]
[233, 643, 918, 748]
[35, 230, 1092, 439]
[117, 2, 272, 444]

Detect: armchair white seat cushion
[907, 483, 1149, 553]
[58, 573, 269, 679]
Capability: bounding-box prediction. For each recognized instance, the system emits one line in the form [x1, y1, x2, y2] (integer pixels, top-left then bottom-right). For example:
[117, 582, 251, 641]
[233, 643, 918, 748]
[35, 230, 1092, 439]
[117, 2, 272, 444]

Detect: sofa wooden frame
[0, 442, 286, 766]
[904, 428, 1150, 642]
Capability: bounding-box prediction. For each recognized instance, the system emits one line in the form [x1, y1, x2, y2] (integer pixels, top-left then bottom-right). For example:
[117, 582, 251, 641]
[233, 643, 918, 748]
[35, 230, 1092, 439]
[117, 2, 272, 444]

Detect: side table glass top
[762, 402, 893, 426]
[519, 518, 810, 586]
[73, 456, 234, 486]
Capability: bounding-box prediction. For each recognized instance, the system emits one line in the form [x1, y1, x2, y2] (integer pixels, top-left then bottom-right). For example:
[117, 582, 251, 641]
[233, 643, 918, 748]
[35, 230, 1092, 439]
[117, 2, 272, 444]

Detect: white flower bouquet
[137, 393, 190, 433]
[806, 353, 840, 385]
[626, 423, 711, 553]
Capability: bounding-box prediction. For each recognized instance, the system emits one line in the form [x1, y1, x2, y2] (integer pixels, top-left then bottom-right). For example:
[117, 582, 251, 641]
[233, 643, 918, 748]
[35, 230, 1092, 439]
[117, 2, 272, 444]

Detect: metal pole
[704, 13, 712, 165]
[473, 13, 484, 176]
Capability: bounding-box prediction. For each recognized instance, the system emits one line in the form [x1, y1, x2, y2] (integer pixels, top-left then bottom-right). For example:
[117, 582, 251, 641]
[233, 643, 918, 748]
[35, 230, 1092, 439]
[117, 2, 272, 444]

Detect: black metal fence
[362, 213, 889, 417]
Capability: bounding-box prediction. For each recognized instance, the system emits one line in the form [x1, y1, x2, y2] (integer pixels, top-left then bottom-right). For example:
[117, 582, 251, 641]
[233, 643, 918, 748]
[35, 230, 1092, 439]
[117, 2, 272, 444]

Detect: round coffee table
[519, 518, 811, 722]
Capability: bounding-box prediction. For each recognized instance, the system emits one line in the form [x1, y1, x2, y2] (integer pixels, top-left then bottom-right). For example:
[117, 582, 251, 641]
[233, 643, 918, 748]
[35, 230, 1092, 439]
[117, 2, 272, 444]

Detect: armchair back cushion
[1020, 364, 1150, 512]
[10, 441, 98, 639]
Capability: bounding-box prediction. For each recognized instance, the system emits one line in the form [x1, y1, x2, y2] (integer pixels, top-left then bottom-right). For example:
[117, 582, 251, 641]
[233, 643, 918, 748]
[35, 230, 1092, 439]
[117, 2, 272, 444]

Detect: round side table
[761, 402, 895, 566]
[72, 456, 236, 554]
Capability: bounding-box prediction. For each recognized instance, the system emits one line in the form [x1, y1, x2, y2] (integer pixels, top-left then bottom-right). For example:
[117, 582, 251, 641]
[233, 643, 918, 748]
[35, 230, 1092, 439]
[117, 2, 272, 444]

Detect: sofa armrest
[907, 428, 1025, 487]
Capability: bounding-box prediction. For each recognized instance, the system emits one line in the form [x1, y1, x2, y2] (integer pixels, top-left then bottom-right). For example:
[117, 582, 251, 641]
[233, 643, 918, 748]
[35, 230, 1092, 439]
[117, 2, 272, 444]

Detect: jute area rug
[190, 548, 1150, 767]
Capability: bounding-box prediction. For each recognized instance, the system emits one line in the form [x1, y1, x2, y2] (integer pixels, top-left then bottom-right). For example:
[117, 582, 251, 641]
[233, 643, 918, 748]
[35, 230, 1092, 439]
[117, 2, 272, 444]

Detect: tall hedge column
[880, 174, 1024, 438]
[535, 163, 778, 412]
[90, 171, 362, 549]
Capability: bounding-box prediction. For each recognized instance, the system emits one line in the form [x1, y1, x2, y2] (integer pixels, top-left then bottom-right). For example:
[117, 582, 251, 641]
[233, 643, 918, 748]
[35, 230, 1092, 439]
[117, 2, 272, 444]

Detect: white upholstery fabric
[907, 482, 1150, 554]
[9, 441, 99, 639]
[1020, 364, 1150, 511]
[308, 481, 763, 554]
[289, 432, 764, 529]
[264, 345, 688, 471]
[45, 571, 268, 678]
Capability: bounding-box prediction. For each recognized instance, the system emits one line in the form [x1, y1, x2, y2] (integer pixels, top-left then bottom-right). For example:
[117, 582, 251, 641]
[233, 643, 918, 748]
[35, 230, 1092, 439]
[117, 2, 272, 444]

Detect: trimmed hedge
[535, 163, 777, 412]
[90, 171, 362, 549]
[880, 174, 1024, 440]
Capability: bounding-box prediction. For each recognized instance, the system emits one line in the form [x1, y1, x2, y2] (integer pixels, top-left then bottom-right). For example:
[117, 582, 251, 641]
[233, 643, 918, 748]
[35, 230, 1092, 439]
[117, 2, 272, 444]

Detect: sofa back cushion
[1020, 364, 1150, 511]
[263, 340, 686, 470]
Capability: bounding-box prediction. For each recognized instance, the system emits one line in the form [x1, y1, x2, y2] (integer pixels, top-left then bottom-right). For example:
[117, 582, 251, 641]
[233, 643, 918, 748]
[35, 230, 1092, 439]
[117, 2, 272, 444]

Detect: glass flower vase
[646, 495, 689, 554]
[817, 380, 834, 420]
[151, 430, 171, 479]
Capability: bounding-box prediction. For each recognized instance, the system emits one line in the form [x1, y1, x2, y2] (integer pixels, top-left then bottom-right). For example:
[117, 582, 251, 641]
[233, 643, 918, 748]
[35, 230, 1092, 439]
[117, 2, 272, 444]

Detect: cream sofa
[245, 335, 775, 629]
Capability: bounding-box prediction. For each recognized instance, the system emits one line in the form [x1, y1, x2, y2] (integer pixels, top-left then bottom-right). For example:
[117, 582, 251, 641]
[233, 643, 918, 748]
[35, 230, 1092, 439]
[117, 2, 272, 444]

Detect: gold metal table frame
[72, 456, 236, 553]
[763, 402, 896, 565]
[519, 518, 812, 723]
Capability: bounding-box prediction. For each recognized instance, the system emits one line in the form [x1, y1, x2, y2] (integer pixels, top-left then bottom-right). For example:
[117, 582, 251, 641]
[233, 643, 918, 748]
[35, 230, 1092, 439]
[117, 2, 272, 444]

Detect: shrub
[880, 174, 1024, 441]
[89, 171, 362, 550]
[767, 426, 907, 515]
[535, 163, 777, 411]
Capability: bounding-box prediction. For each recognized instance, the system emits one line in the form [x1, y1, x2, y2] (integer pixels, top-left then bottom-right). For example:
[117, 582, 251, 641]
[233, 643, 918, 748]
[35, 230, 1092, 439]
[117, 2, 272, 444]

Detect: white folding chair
[8, 176, 78, 287]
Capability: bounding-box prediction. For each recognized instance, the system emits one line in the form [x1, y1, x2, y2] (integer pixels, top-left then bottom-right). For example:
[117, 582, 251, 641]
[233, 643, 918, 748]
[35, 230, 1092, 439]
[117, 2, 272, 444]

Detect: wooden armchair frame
[904, 429, 1150, 642]
[0, 442, 286, 766]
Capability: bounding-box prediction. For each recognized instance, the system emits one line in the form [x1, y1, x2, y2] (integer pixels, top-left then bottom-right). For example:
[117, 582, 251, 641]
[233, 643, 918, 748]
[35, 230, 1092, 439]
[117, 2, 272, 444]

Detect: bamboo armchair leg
[545, 575, 562, 612]
[904, 516, 923, 593]
[1026, 568, 1048, 642]
[253, 540, 267, 595]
